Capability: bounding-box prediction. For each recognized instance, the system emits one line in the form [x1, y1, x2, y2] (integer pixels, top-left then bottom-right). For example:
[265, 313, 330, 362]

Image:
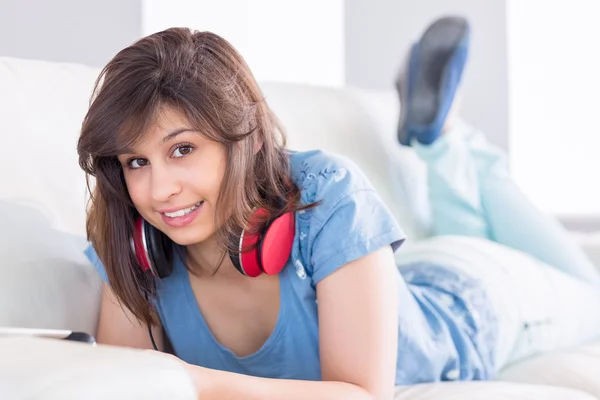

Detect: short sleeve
[308, 188, 405, 285]
[84, 244, 109, 284]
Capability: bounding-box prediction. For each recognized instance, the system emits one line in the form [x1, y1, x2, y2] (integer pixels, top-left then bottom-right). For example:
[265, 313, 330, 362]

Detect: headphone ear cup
[259, 211, 295, 275]
[143, 220, 174, 279]
[229, 251, 246, 276]
[231, 209, 268, 277]
[230, 207, 296, 277]
[132, 217, 153, 274]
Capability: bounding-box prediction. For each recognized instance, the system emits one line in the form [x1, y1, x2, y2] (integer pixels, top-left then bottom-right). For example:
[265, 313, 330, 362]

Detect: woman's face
[117, 106, 226, 246]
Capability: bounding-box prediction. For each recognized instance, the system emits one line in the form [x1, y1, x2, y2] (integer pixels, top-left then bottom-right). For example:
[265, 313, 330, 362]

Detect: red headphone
[130, 207, 296, 279]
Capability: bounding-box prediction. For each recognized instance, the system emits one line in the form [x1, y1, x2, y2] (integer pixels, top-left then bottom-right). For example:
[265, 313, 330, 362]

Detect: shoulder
[288, 150, 405, 284]
[289, 150, 376, 216]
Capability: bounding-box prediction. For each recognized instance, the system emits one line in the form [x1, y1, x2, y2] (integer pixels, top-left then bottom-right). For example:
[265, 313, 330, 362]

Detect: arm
[97, 282, 164, 351]
[185, 246, 399, 400]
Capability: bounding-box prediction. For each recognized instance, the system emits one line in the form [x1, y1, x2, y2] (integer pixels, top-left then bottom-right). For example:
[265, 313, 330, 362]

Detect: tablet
[0, 327, 96, 344]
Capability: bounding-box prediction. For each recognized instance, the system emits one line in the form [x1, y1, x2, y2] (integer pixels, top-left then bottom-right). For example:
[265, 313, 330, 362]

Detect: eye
[127, 158, 149, 169]
[172, 143, 194, 158]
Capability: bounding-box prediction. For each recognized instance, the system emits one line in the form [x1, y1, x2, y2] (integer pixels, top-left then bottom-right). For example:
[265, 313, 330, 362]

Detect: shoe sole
[409, 16, 469, 126]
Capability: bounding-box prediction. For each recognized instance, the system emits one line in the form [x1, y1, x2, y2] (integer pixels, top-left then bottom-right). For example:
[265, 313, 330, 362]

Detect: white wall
[142, 0, 345, 87]
[0, 0, 344, 86]
[0, 0, 141, 67]
[344, 0, 509, 150]
[507, 0, 600, 216]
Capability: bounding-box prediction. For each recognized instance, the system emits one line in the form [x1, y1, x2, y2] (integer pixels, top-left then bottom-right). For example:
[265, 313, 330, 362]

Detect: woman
[78, 28, 600, 399]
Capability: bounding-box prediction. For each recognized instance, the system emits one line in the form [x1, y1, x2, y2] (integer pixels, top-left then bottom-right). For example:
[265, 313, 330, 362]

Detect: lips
[162, 201, 203, 218]
[159, 201, 204, 228]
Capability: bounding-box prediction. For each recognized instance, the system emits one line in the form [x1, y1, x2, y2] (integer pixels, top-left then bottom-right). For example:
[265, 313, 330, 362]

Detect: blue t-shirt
[85, 149, 497, 385]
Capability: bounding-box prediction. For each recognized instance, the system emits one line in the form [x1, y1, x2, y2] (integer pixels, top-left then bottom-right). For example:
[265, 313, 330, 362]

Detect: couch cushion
[0, 337, 196, 400]
[498, 339, 600, 398]
[394, 381, 595, 399]
[0, 337, 593, 400]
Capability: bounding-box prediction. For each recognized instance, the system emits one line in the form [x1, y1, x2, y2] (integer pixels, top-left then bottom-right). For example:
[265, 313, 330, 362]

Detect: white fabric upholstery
[0, 200, 100, 334]
[0, 338, 196, 400]
[2, 55, 600, 399]
[394, 381, 595, 400]
[498, 341, 600, 399]
[0, 58, 98, 237]
[260, 82, 431, 239]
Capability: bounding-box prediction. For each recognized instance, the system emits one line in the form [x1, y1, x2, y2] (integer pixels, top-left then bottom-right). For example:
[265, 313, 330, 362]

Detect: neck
[186, 236, 239, 278]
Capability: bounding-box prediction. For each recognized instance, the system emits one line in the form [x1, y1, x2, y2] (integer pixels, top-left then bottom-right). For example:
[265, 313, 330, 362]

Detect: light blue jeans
[411, 122, 600, 369]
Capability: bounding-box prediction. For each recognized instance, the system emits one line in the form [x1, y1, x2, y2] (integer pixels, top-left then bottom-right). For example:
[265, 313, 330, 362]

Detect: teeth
[164, 202, 202, 218]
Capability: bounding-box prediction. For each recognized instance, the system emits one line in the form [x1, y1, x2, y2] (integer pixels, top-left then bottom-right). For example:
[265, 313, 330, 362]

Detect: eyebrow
[117, 128, 197, 155]
[161, 128, 195, 144]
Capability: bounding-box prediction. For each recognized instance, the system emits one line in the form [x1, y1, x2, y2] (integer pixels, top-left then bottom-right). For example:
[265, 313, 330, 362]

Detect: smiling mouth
[162, 201, 204, 218]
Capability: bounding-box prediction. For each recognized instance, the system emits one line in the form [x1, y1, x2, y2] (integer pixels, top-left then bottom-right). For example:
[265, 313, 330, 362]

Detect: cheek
[209, 161, 227, 201]
[186, 156, 226, 199]
[182, 168, 221, 200]
[213, 163, 226, 190]
[123, 174, 147, 208]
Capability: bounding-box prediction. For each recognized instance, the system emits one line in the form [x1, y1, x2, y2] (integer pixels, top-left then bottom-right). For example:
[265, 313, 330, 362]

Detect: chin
[164, 226, 214, 247]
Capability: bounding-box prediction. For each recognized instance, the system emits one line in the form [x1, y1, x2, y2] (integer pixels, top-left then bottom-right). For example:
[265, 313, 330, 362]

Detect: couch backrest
[260, 82, 431, 238]
[0, 57, 430, 240]
[0, 57, 99, 236]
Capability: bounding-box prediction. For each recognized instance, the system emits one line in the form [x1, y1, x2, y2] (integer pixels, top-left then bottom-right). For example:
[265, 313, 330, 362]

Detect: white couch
[1, 56, 600, 399]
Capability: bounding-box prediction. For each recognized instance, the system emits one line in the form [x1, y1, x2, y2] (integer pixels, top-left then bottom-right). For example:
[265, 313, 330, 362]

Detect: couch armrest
[0, 201, 101, 335]
[0, 337, 197, 400]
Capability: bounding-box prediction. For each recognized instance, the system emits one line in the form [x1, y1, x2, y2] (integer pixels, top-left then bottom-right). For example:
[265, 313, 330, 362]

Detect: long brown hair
[78, 28, 304, 326]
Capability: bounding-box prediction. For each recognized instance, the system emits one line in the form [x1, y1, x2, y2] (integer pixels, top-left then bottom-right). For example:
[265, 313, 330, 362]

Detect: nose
[150, 163, 182, 203]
